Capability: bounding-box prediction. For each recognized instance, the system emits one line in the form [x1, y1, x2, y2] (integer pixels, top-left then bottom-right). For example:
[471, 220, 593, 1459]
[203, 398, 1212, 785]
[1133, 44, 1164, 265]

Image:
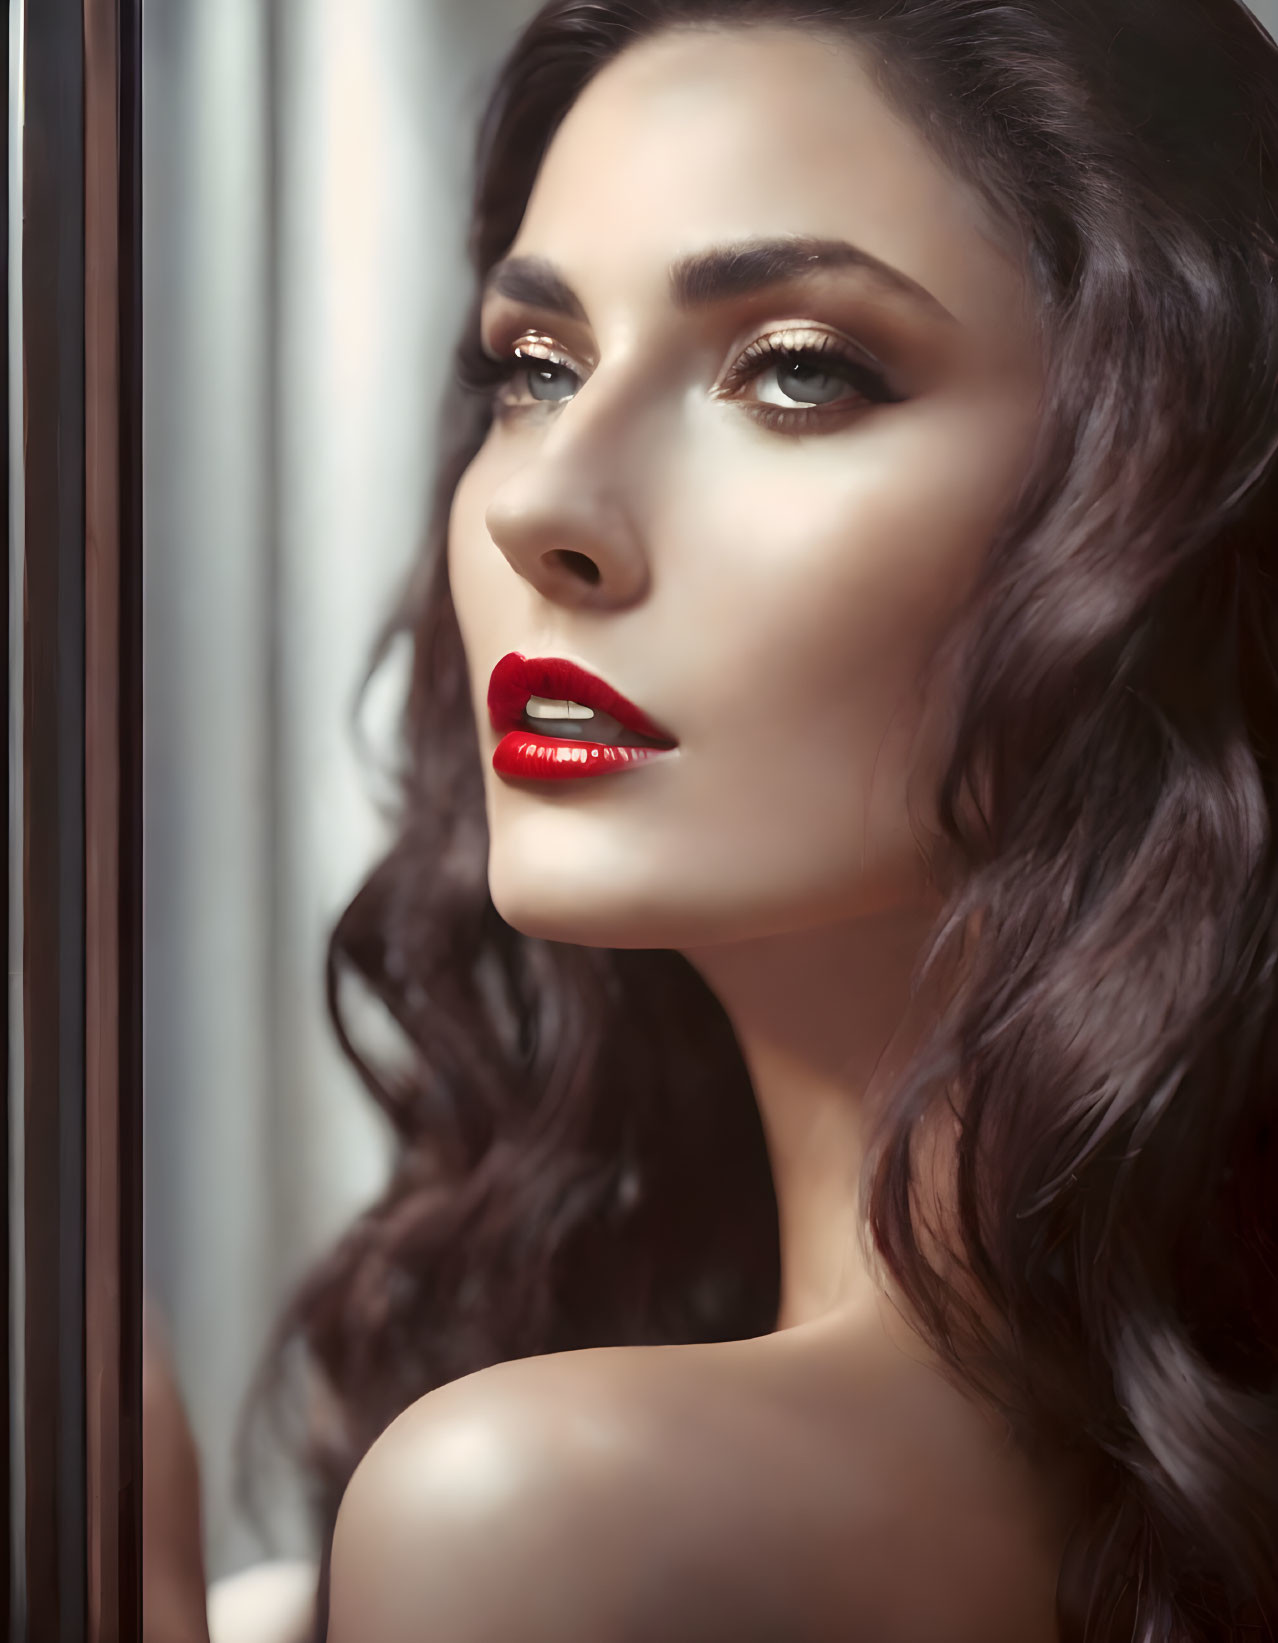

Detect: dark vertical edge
[20, 0, 87, 1638]
[83, 0, 117, 1629]
[1, 1, 11, 1629]
[84, 0, 142, 1636]
[117, 0, 144, 1630]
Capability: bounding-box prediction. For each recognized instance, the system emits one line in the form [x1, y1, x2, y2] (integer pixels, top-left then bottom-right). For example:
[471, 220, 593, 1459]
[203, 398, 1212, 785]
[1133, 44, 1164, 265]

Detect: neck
[684, 905, 939, 1332]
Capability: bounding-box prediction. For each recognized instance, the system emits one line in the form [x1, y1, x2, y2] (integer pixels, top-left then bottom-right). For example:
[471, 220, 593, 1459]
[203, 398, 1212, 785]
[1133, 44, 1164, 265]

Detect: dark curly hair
[241, 2, 1278, 1638]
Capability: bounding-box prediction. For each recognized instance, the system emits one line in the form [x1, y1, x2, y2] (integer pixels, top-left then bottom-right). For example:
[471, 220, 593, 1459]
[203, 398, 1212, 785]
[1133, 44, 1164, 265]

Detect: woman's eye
[517, 355, 580, 403]
[474, 329, 898, 426]
[488, 344, 583, 411]
[723, 334, 900, 424]
[753, 354, 858, 408]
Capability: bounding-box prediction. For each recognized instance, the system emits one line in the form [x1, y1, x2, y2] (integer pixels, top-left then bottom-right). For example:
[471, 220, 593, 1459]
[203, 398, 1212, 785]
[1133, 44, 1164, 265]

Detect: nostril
[548, 548, 602, 586]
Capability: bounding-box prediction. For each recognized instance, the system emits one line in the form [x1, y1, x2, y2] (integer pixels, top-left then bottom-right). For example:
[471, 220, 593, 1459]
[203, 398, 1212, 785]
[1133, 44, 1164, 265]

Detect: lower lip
[493, 731, 672, 782]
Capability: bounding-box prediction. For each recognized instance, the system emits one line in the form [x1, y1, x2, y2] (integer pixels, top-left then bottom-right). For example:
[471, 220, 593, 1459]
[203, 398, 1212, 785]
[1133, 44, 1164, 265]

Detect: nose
[483, 395, 652, 611]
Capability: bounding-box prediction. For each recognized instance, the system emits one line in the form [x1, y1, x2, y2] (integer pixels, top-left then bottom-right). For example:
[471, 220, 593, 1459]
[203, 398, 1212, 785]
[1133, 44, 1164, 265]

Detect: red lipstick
[487, 653, 677, 783]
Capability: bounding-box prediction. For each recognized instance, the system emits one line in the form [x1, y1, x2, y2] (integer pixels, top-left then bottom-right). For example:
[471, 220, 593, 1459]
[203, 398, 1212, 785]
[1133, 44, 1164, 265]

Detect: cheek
[705, 400, 1022, 673]
[696, 395, 1029, 728]
[639, 410, 1027, 909]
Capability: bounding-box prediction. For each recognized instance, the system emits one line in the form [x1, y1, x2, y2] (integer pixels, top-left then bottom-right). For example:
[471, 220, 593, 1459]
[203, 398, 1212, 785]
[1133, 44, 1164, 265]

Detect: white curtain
[143, 0, 541, 1579]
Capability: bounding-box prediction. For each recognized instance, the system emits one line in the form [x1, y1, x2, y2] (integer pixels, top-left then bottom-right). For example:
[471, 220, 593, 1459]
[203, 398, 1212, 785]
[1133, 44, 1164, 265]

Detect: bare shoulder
[327, 1343, 812, 1643]
[327, 1332, 1067, 1643]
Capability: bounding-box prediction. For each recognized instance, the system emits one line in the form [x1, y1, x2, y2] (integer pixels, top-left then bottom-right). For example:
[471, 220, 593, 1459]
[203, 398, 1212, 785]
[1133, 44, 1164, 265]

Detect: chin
[487, 863, 685, 948]
[483, 806, 696, 947]
[485, 856, 906, 952]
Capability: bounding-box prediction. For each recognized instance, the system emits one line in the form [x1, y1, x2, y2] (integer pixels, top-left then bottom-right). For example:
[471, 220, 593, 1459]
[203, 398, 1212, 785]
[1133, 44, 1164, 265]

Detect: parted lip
[487, 653, 678, 745]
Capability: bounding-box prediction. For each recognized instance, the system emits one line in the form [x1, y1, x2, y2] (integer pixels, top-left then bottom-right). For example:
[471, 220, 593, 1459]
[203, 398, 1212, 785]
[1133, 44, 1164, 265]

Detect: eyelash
[456, 328, 901, 434]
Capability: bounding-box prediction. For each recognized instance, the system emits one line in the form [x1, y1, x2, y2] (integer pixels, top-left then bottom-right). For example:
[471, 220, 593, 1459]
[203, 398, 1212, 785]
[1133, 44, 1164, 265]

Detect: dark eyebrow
[483, 236, 954, 325]
[483, 256, 588, 321]
[670, 236, 955, 321]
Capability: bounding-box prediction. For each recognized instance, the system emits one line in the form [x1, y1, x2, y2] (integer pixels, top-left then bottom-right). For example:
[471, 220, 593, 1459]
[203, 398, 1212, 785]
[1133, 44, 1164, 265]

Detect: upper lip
[487, 653, 677, 745]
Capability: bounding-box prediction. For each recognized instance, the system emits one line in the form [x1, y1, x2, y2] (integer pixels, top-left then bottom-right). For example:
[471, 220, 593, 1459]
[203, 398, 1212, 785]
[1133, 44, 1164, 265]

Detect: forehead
[511, 24, 1027, 337]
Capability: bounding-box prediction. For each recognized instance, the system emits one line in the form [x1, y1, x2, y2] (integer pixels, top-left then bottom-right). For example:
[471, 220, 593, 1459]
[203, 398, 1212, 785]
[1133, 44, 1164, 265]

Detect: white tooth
[526, 695, 595, 720]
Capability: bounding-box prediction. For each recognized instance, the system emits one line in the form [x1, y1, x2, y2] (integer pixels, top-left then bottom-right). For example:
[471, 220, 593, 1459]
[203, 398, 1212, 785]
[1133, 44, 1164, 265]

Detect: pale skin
[154, 20, 1080, 1642]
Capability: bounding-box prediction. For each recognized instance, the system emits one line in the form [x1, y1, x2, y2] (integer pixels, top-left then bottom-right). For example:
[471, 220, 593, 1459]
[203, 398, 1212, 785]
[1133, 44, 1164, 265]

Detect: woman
[161, 0, 1278, 1638]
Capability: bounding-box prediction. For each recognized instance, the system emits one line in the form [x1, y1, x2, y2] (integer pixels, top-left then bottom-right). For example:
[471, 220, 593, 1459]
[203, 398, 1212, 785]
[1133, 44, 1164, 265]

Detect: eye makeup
[461, 312, 906, 435]
[714, 324, 903, 432]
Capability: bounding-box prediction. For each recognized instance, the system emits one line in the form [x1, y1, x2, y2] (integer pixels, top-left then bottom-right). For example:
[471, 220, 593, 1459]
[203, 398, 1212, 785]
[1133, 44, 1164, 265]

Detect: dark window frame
[10, 1, 143, 1638]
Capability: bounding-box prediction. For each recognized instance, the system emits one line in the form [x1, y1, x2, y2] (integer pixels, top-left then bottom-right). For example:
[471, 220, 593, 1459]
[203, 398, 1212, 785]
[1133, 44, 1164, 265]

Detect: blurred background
[142, 0, 542, 1580]
[141, 0, 1278, 1588]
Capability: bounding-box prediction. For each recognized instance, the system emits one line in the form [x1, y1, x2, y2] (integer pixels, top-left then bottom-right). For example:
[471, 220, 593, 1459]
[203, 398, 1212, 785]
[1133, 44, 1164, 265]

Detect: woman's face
[449, 24, 1042, 949]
